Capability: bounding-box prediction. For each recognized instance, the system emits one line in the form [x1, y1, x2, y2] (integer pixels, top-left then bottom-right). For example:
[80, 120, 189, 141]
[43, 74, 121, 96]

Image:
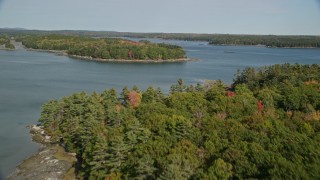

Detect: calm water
[0, 39, 320, 177]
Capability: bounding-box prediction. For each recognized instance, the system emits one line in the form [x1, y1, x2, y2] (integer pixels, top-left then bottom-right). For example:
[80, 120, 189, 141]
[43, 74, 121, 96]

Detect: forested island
[34, 64, 320, 179]
[2, 28, 320, 48]
[19, 34, 187, 62]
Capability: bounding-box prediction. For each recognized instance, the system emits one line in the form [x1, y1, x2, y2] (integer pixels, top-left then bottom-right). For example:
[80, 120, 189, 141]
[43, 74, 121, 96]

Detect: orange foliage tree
[127, 91, 142, 108]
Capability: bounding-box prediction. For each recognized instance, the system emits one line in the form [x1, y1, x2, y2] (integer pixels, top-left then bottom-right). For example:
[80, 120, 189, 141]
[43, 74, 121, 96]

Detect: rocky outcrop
[29, 125, 52, 144]
[8, 125, 77, 180]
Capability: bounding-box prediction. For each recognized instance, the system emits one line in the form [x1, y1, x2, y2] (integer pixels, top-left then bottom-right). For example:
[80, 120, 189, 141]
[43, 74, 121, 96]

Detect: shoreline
[8, 125, 76, 179]
[69, 54, 197, 63]
[0, 48, 15, 51]
[26, 48, 196, 63]
[0, 45, 16, 51]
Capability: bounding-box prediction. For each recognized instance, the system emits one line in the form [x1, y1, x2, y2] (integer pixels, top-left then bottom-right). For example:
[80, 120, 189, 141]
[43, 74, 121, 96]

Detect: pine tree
[134, 155, 157, 179]
[142, 86, 156, 103]
[89, 139, 109, 179]
[104, 136, 130, 174]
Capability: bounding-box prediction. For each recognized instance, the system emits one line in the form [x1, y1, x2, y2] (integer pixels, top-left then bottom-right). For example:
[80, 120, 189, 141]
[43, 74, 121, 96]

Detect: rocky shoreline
[69, 54, 196, 63]
[8, 125, 77, 180]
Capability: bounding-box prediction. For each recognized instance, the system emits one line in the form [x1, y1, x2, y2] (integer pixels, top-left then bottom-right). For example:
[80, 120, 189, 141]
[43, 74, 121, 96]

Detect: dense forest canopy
[38, 64, 320, 179]
[2, 28, 320, 48]
[19, 34, 186, 60]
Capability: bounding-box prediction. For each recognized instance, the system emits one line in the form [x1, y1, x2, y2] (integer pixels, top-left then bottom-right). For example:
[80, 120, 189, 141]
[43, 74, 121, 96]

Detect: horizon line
[0, 27, 320, 37]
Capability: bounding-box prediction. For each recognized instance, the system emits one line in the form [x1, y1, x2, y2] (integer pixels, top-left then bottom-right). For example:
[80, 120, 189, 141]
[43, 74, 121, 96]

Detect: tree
[127, 91, 142, 108]
[142, 86, 156, 103]
[170, 78, 187, 93]
[206, 158, 233, 179]
[104, 136, 130, 175]
[160, 140, 201, 179]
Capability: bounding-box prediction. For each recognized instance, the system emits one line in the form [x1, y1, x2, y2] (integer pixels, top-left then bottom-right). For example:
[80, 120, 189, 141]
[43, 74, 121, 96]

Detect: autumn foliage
[257, 100, 264, 112]
[127, 91, 141, 108]
[227, 91, 235, 97]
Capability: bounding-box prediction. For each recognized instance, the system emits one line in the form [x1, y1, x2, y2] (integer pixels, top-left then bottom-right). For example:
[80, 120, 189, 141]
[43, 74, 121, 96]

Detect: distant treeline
[20, 35, 186, 60]
[208, 34, 320, 48]
[39, 64, 320, 179]
[131, 34, 320, 48]
[2, 28, 320, 48]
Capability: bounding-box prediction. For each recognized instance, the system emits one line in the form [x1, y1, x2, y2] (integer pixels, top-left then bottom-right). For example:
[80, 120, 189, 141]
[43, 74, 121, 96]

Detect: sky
[0, 0, 319, 35]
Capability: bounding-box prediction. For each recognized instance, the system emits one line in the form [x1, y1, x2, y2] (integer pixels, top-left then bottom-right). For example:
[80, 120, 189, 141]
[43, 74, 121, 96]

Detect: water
[0, 39, 319, 177]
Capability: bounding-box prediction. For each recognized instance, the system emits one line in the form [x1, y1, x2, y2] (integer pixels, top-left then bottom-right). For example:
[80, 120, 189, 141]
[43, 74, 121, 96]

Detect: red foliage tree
[257, 100, 264, 112]
[227, 91, 235, 97]
[127, 91, 141, 108]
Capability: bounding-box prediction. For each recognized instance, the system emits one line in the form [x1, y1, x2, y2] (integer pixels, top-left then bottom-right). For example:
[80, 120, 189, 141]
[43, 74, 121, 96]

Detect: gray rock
[8, 145, 76, 180]
[32, 125, 41, 131]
